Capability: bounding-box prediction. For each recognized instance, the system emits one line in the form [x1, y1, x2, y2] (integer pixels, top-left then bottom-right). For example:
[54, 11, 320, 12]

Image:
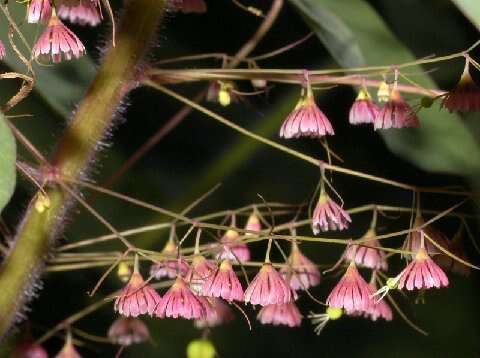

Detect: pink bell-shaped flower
[32, 12, 85, 63]
[201, 259, 244, 302]
[244, 263, 293, 306]
[155, 277, 211, 320]
[326, 262, 372, 312]
[281, 241, 321, 291]
[257, 302, 302, 327]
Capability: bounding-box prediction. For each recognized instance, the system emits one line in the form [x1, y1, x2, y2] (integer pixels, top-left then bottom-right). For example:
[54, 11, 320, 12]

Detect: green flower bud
[326, 306, 343, 320]
[386, 277, 398, 289]
[420, 96, 434, 108]
[187, 339, 216, 358]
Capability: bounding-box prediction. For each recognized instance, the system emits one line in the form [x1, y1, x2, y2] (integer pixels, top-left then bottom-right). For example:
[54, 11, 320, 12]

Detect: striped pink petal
[244, 263, 293, 306]
[201, 259, 244, 302]
[114, 272, 161, 318]
[326, 262, 373, 312]
[312, 192, 351, 234]
[280, 96, 334, 139]
[374, 90, 420, 130]
[281, 242, 321, 291]
[398, 248, 449, 291]
[32, 15, 85, 63]
[155, 277, 211, 320]
[257, 302, 302, 327]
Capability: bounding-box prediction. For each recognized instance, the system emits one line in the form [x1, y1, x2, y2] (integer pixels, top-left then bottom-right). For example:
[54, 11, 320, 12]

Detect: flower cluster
[24, 0, 94, 63]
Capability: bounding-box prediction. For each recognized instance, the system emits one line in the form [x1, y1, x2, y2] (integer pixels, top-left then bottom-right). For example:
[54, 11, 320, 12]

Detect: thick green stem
[0, 0, 165, 337]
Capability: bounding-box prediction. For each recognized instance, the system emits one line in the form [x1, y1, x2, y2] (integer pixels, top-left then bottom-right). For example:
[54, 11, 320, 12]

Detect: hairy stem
[0, 0, 166, 337]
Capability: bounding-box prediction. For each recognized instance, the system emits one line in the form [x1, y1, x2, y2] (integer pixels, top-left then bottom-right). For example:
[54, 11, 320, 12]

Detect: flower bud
[326, 306, 343, 320]
[117, 261, 132, 283]
[187, 339, 216, 358]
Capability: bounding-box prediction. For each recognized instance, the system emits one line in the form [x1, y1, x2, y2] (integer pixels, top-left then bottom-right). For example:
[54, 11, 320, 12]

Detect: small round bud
[34, 193, 51, 213]
[420, 96, 434, 108]
[326, 306, 343, 320]
[187, 339, 216, 358]
[377, 81, 390, 103]
[218, 89, 231, 107]
[251, 79, 267, 89]
[117, 261, 132, 282]
[386, 277, 398, 289]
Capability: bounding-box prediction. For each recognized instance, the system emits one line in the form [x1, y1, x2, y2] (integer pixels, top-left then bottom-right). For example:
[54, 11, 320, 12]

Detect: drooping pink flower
[181, 0, 207, 13]
[185, 255, 216, 293]
[55, 333, 81, 358]
[32, 14, 85, 63]
[108, 317, 150, 346]
[155, 277, 211, 320]
[281, 241, 321, 291]
[312, 191, 351, 234]
[402, 217, 449, 259]
[58, 0, 102, 26]
[11, 337, 48, 358]
[442, 59, 480, 112]
[27, 0, 52, 23]
[150, 239, 189, 279]
[195, 298, 235, 329]
[244, 210, 262, 235]
[326, 262, 372, 312]
[280, 85, 334, 138]
[346, 282, 393, 321]
[114, 271, 161, 317]
[398, 245, 449, 291]
[349, 88, 380, 125]
[257, 302, 302, 327]
[345, 229, 388, 271]
[374, 90, 420, 130]
[0, 40, 5, 60]
[215, 229, 250, 263]
[201, 259, 244, 302]
[363, 283, 393, 321]
[244, 263, 293, 306]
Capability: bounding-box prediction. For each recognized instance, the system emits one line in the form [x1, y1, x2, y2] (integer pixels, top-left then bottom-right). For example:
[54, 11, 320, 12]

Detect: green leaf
[451, 0, 480, 31]
[288, 0, 365, 68]
[295, 0, 480, 178]
[0, 113, 17, 213]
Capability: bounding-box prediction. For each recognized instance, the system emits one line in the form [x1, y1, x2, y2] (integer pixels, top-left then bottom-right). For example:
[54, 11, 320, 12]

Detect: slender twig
[145, 82, 470, 196]
[104, 0, 284, 187]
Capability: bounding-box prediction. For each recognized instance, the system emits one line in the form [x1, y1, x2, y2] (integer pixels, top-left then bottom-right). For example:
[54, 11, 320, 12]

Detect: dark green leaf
[0, 112, 16, 213]
[289, 0, 365, 68]
[297, 0, 480, 177]
[451, 0, 480, 31]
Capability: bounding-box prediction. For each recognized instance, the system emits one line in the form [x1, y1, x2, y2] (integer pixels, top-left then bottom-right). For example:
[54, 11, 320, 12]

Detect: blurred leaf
[139, 91, 299, 247]
[0, 112, 16, 213]
[451, 0, 480, 31]
[299, 0, 480, 178]
[288, 0, 365, 68]
[0, 2, 96, 118]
